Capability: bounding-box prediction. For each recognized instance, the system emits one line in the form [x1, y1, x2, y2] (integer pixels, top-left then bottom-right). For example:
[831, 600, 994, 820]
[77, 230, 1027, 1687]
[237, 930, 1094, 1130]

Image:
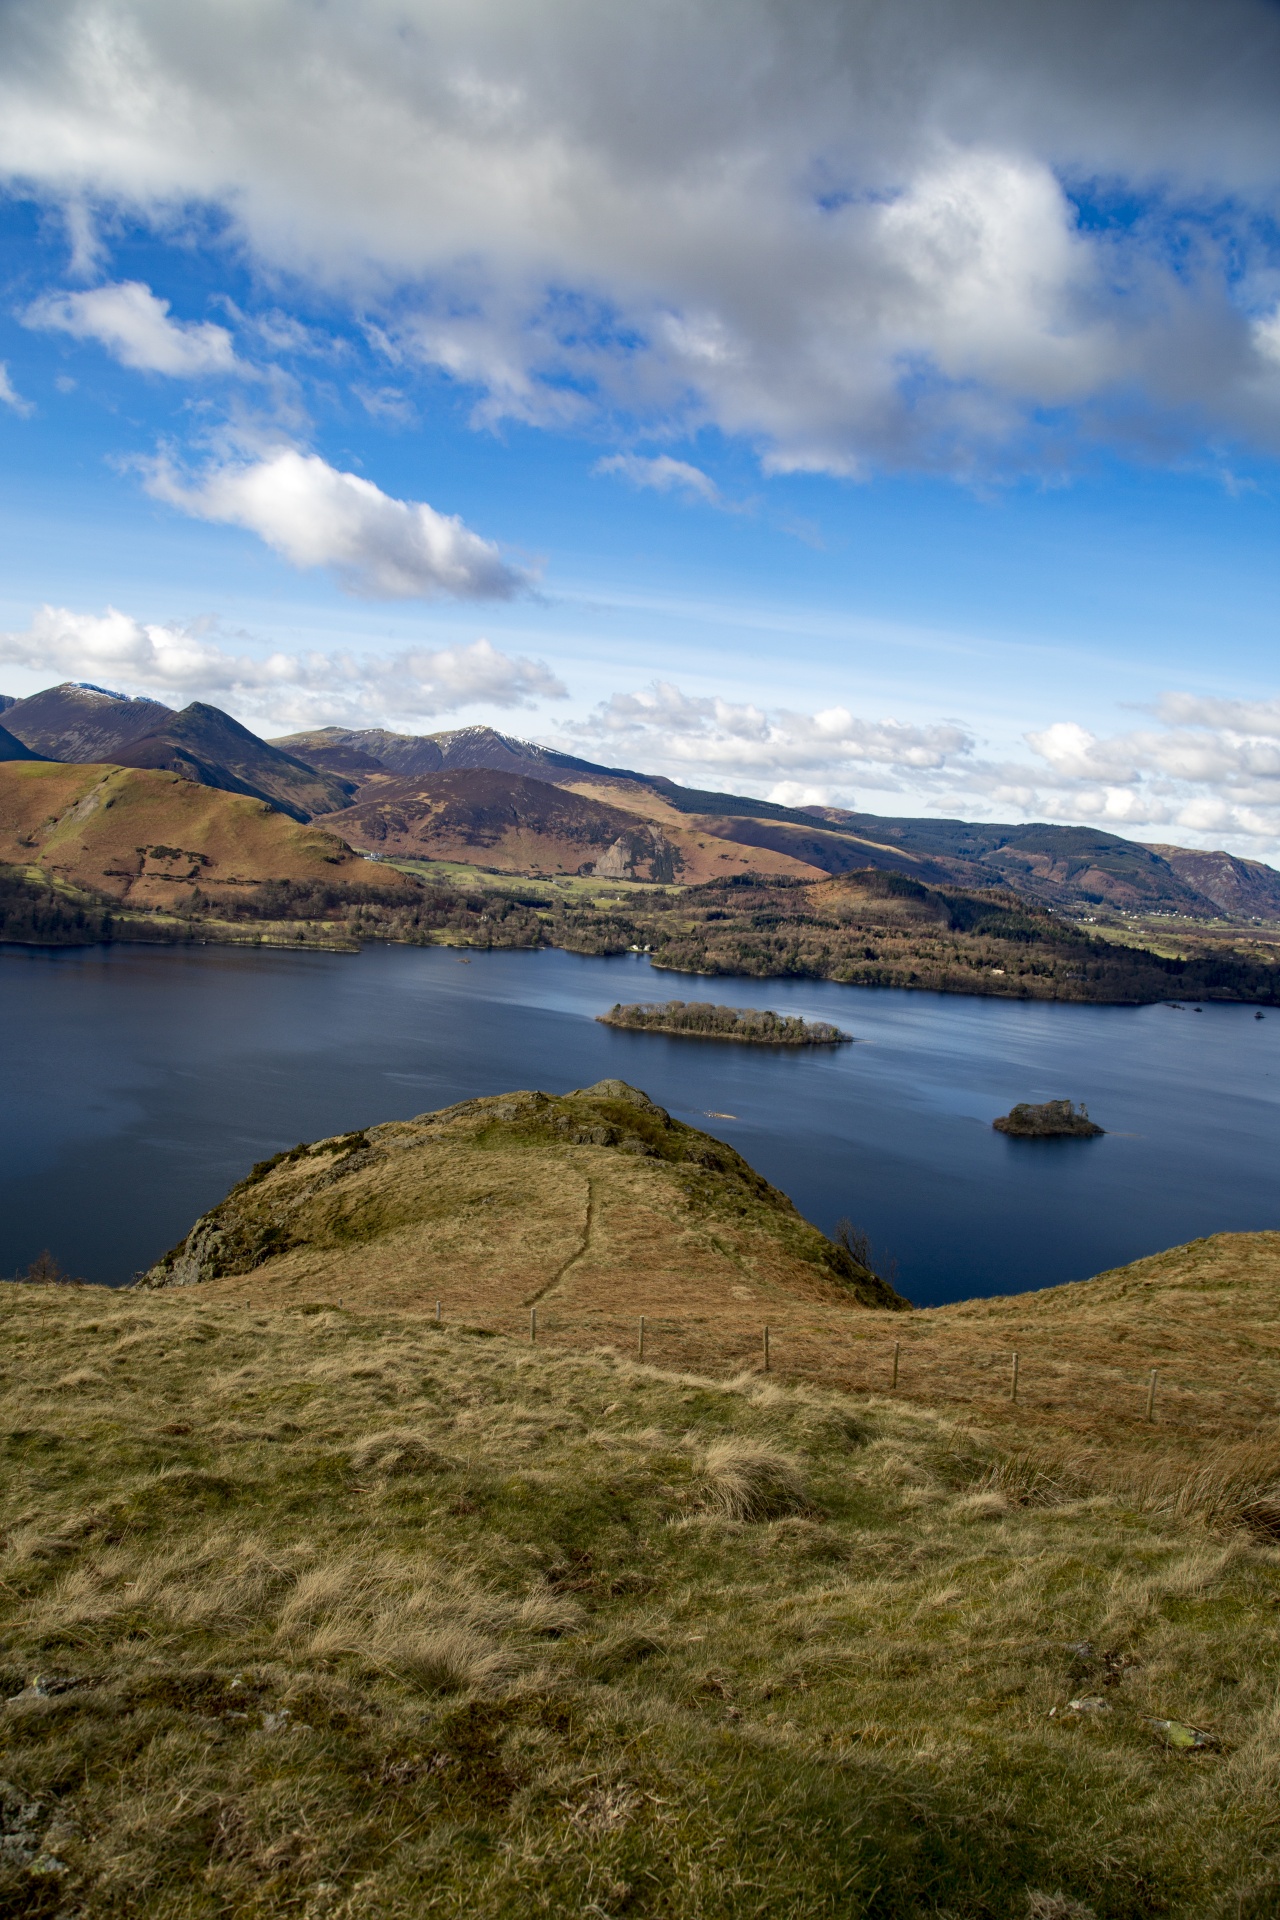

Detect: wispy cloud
[572, 679, 972, 782]
[1012, 702, 1280, 845]
[143, 449, 535, 600]
[568, 677, 1280, 855]
[595, 454, 722, 505]
[0, 362, 32, 416]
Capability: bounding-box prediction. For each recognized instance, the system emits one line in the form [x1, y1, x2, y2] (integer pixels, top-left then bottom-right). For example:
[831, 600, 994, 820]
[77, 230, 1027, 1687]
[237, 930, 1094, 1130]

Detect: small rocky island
[994, 1099, 1104, 1138]
[599, 1000, 852, 1046]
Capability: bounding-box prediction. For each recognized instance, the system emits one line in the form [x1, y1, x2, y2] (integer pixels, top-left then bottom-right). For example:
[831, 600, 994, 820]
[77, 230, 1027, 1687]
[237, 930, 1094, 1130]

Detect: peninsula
[598, 999, 851, 1045]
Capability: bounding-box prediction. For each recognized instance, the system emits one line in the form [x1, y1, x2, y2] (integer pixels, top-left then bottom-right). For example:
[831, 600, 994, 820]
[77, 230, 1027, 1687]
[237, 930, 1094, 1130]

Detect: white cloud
[2, 3, 1280, 474]
[144, 449, 533, 600]
[595, 455, 721, 504]
[1155, 691, 1280, 739]
[25, 280, 239, 376]
[0, 604, 565, 727]
[566, 676, 1280, 856]
[767, 781, 837, 808]
[0, 363, 32, 416]
[978, 700, 1280, 851]
[573, 680, 973, 782]
[1024, 721, 1140, 784]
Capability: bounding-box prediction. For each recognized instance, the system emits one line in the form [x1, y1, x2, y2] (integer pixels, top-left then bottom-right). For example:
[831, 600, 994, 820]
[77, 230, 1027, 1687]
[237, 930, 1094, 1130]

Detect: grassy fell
[3, 1285, 1280, 1916]
[139, 1081, 905, 1314]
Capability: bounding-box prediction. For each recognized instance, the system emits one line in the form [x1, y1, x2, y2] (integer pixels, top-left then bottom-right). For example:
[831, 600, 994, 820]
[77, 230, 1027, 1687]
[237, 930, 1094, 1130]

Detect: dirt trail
[523, 1177, 595, 1306]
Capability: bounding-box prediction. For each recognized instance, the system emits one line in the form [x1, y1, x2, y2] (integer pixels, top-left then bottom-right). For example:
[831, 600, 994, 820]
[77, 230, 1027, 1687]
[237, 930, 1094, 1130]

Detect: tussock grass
[347, 1428, 450, 1478]
[3, 1284, 1280, 1916]
[699, 1440, 808, 1520]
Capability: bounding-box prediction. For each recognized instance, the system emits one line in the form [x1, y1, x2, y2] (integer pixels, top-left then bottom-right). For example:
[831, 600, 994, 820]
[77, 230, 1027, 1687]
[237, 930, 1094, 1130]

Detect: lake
[1, 940, 1276, 1306]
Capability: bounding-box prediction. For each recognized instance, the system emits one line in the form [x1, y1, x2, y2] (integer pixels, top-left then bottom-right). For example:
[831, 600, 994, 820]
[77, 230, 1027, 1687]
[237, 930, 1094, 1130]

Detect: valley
[1, 682, 1279, 1007]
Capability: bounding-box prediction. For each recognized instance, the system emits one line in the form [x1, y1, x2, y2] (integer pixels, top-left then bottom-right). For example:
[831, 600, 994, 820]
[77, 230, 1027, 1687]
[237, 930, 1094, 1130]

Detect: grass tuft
[700, 1440, 808, 1520]
[348, 1429, 450, 1477]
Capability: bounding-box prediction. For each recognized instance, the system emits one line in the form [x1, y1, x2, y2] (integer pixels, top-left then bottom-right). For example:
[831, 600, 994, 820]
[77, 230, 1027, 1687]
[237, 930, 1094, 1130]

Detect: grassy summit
[140, 1081, 903, 1316]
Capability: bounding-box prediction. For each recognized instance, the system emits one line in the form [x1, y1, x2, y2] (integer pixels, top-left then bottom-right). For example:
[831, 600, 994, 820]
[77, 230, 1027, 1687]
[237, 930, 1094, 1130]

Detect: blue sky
[2, 1, 1280, 854]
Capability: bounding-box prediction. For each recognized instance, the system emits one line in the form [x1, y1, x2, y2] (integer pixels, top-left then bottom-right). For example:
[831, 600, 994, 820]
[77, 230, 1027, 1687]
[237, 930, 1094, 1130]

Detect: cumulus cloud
[2, 3, 1280, 473]
[564, 677, 1280, 855]
[144, 449, 533, 599]
[975, 700, 1280, 849]
[0, 603, 565, 727]
[25, 280, 239, 375]
[573, 680, 973, 785]
[595, 455, 721, 504]
[0, 363, 32, 416]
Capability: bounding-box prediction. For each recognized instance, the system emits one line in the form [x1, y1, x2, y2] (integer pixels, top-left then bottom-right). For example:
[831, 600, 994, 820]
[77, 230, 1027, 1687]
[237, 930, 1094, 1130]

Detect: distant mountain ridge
[274, 722, 621, 785]
[2, 687, 1277, 920]
[0, 723, 44, 762]
[2, 684, 352, 822]
[288, 721, 1278, 918]
[1, 682, 174, 761]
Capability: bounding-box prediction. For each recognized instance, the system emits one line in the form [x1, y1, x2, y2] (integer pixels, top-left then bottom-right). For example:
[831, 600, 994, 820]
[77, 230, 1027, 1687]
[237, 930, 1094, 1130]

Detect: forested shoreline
[4, 861, 1279, 1007]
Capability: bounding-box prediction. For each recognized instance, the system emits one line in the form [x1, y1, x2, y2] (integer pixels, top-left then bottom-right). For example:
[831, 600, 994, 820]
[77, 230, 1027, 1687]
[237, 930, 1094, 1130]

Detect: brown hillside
[1146, 842, 1280, 919]
[317, 767, 819, 882]
[0, 760, 412, 910]
[138, 1071, 1279, 1468]
[141, 1079, 905, 1314]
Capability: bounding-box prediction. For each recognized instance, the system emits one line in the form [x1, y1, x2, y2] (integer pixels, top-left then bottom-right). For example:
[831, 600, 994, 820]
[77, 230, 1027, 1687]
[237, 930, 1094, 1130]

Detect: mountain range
[0, 683, 352, 821]
[3, 680, 1279, 921]
[279, 721, 1280, 920]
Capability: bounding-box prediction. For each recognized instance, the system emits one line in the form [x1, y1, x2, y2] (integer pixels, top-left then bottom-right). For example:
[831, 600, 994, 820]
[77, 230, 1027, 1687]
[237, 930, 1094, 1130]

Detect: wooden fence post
[435, 1299, 441, 1324]
[891, 1342, 900, 1390]
[1146, 1368, 1158, 1422]
[1010, 1352, 1020, 1403]
[763, 1325, 771, 1372]
[530, 1306, 537, 1344]
[638, 1315, 645, 1360]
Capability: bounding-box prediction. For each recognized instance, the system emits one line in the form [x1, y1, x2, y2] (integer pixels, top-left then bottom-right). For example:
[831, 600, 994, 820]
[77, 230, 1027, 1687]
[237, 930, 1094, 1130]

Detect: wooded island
[599, 999, 851, 1045]
[993, 1098, 1104, 1138]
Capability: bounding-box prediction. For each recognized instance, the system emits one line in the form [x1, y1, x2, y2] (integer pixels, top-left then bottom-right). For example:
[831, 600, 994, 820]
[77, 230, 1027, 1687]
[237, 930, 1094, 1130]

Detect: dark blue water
[1, 941, 1276, 1305]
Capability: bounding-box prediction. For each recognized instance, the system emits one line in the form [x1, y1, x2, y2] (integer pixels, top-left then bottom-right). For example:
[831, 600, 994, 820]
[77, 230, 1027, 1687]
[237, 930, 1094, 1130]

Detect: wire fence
[396, 1300, 1276, 1436]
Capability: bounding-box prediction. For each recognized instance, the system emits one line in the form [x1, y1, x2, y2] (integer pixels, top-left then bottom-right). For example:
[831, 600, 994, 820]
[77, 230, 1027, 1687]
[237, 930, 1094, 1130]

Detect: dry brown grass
[141, 1081, 898, 1315]
[699, 1440, 808, 1520]
[347, 1429, 451, 1478]
[5, 1280, 1280, 1915]
[139, 1083, 1279, 1497]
